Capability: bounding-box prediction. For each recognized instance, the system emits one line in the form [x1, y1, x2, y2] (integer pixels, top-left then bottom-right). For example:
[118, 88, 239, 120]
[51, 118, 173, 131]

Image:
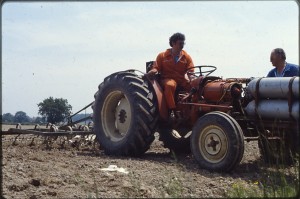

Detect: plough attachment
[2, 102, 98, 150]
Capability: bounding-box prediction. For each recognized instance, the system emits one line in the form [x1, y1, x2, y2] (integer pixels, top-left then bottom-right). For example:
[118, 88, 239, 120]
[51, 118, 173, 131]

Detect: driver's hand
[185, 74, 197, 82]
[184, 74, 191, 82]
[143, 70, 156, 80]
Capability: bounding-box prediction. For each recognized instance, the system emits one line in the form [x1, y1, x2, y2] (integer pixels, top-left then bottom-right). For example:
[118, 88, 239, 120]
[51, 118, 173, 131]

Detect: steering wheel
[186, 65, 217, 77]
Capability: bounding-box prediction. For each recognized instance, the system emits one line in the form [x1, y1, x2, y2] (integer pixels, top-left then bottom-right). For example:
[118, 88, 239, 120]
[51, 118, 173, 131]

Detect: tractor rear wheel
[191, 112, 244, 172]
[93, 71, 158, 156]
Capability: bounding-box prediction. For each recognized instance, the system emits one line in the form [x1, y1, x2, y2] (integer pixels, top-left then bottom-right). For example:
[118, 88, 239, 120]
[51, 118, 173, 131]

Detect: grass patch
[157, 166, 184, 198]
[164, 176, 184, 198]
[226, 118, 300, 198]
[226, 156, 299, 198]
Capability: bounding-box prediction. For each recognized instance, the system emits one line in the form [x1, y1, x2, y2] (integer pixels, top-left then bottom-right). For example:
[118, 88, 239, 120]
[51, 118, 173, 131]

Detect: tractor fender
[147, 78, 169, 121]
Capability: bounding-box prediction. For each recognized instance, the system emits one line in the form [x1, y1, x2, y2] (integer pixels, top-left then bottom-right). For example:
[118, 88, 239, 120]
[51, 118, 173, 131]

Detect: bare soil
[1, 124, 298, 198]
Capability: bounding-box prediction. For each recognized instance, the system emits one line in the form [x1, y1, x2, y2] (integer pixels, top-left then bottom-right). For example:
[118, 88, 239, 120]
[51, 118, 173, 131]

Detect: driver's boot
[175, 111, 183, 121]
[168, 109, 176, 124]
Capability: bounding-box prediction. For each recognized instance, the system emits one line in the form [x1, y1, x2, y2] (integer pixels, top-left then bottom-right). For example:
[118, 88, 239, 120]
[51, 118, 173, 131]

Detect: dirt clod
[30, 179, 41, 187]
[29, 195, 38, 199]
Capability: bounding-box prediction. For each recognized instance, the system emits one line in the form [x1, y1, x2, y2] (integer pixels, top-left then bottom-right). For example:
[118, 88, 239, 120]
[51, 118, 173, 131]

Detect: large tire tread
[93, 71, 158, 156]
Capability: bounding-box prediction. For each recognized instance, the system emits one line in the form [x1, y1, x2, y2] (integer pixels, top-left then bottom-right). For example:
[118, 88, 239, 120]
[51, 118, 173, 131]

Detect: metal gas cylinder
[247, 77, 299, 99]
[244, 100, 299, 120]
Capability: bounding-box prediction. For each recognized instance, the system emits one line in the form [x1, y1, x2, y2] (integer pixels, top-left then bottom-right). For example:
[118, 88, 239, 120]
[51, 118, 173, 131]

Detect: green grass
[164, 176, 184, 198]
[226, 180, 262, 198]
[226, 175, 299, 198]
[226, 118, 299, 198]
[226, 154, 299, 198]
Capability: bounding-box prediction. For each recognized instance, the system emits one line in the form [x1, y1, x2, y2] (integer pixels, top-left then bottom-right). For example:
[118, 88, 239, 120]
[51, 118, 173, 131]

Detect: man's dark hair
[273, 48, 286, 60]
[169, 32, 185, 47]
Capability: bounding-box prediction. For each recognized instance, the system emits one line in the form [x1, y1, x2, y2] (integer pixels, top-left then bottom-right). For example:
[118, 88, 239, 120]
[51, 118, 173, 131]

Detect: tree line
[1, 97, 91, 124]
[2, 111, 45, 124]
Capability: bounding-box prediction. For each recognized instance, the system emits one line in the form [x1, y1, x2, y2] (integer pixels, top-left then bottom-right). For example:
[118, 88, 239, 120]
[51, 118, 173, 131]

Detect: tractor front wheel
[191, 112, 244, 172]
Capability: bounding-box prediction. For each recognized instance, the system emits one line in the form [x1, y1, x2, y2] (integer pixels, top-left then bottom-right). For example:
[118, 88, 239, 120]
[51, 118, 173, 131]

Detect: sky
[2, 1, 299, 117]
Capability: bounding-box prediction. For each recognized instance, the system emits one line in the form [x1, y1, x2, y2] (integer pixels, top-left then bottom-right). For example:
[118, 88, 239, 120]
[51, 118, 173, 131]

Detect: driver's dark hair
[273, 48, 286, 60]
[169, 32, 185, 47]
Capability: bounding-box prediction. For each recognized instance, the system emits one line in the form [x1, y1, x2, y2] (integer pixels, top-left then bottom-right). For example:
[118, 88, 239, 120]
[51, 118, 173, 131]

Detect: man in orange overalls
[145, 32, 194, 118]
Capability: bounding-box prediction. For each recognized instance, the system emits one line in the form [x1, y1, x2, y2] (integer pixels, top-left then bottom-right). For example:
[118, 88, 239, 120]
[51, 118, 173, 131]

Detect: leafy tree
[34, 116, 46, 124]
[14, 111, 30, 123]
[2, 113, 14, 123]
[38, 97, 72, 124]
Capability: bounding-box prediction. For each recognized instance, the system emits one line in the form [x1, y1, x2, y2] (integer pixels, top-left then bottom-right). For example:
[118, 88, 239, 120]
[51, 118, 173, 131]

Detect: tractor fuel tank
[247, 77, 299, 99]
[244, 100, 299, 120]
[202, 81, 241, 103]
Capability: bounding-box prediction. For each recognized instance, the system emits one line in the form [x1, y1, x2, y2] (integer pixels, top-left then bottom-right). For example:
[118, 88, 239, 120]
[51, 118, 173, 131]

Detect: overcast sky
[2, 1, 299, 117]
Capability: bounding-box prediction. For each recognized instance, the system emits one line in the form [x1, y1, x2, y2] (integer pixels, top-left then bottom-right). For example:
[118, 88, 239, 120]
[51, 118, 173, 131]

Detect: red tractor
[92, 62, 299, 172]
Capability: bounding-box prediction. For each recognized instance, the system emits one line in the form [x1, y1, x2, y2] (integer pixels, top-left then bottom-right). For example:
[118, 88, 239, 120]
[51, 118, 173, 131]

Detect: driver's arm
[153, 53, 162, 73]
[185, 55, 195, 81]
[146, 53, 162, 77]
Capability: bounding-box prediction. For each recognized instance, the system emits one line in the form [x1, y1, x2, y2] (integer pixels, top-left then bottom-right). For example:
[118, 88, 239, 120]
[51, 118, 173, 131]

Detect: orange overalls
[153, 49, 194, 109]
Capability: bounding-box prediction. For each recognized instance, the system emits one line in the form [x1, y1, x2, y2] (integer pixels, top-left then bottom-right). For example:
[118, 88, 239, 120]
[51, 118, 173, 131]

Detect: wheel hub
[118, 109, 127, 123]
[114, 97, 131, 137]
[206, 134, 221, 155]
[101, 91, 132, 142]
[198, 125, 228, 163]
